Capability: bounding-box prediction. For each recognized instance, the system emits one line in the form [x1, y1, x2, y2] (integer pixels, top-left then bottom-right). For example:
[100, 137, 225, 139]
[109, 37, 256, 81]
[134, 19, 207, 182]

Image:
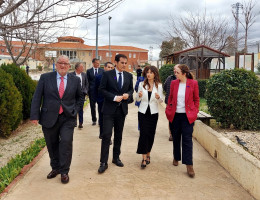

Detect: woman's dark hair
[143, 66, 161, 90]
[176, 64, 194, 79]
[142, 65, 150, 77]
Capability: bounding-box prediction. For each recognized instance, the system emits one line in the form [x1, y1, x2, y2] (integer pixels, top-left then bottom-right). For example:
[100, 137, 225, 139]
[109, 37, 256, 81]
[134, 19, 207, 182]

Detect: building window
[106, 52, 109, 57]
[59, 50, 77, 59]
[98, 55, 102, 60]
[82, 52, 85, 56]
[89, 52, 91, 56]
[133, 53, 136, 58]
[1, 49, 4, 53]
[129, 53, 132, 58]
[128, 65, 131, 69]
[14, 49, 18, 53]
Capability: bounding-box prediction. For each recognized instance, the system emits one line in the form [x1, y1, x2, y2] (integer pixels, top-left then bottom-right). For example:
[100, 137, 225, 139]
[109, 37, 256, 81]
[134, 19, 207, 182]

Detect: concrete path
[2, 103, 255, 200]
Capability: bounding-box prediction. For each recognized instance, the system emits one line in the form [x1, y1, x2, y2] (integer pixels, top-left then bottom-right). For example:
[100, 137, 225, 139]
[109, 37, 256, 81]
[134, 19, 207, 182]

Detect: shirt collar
[115, 68, 123, 75]
[57, 72, 68, 80]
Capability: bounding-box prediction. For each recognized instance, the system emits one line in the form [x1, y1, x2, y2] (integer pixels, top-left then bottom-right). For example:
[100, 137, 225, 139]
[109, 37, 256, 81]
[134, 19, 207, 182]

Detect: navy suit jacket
[99, 69, 133, 115]
[30, 71, 84, 128]
[87, 67, 104, 98]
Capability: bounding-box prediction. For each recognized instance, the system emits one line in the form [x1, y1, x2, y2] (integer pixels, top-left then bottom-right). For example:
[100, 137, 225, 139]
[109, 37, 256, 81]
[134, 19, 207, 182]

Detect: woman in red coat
[165, 64, 199, 177]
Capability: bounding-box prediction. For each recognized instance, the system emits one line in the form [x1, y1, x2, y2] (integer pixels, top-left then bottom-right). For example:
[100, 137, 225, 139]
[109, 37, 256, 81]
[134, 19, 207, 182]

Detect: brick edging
[0, 147, 47, 199]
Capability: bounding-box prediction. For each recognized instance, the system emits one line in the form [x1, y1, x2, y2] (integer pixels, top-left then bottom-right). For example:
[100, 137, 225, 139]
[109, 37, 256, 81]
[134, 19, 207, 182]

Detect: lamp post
[95, 0, 99, 58]
[108, 16, 112, 62]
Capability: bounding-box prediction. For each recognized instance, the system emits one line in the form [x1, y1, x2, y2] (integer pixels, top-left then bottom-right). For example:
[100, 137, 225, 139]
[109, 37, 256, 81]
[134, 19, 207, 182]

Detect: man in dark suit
[30, 55, 84, 184]
[87, 58, 104, 126]
[98, 54, 133, 173]
[95, 62, 114, 139]
[71, 62, 89, 128]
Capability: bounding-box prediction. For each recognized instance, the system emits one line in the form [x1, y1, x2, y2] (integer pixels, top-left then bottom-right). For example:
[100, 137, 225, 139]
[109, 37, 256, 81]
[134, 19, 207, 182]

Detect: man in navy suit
[95, 62, 114, 139]
[71, 62, 89, 128]
[30, 55, 84, 184]
[87, 58, 104, 126]
[98, 54, 133, 173]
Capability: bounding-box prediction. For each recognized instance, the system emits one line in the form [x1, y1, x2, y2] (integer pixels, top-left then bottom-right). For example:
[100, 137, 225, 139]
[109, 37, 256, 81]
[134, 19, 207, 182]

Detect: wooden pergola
[163, 45, 230, 79]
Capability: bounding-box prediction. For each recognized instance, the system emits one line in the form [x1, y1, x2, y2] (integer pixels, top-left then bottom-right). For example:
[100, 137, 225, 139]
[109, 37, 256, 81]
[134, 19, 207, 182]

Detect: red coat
[165, 79, 200, 124]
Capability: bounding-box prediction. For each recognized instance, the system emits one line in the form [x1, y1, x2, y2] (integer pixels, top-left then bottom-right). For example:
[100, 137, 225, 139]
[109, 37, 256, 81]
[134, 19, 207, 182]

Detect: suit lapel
[51, 72, 60, 98]
[63, 73, 71, 98]
[185, 79, 191, 104]
[112, 69, 120, 91]
[121, 71, 128, 91]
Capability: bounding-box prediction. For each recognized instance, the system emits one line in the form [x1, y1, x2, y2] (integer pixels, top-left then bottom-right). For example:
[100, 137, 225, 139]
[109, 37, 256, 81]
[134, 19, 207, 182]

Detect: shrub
[206, 69, 260, 130]
[0, 69, 23, 137]
[0, 63, 37, 119]
[198, 79, 208, 98]
[37, 65, 43, 71]
[159, 64, 175, 84]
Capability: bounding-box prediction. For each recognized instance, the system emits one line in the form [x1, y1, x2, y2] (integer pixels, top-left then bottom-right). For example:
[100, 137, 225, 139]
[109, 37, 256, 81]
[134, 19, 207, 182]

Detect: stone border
[193, 120, 260, 200]
[0, 147, 47, 199]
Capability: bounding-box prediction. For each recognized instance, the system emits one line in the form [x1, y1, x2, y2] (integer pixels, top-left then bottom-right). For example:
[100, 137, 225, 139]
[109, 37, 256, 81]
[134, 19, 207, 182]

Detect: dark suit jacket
[95, 74, 104, 103]
[99, 69, 133, 115]
[87, 67, 104, 97]
[30, 71, 84, 128]
[71, 71, 89, 95]
[166, 79, 199, 124]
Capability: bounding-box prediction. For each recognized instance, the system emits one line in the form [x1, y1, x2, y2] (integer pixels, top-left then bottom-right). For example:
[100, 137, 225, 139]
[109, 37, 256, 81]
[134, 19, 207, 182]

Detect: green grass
[0, 138, 46, 193]
[199, 98, 209, 114]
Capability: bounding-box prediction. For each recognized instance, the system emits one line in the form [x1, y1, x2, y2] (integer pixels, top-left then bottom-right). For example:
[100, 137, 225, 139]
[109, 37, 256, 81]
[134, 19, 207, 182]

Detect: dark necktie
[94, 69, 97, 76]
[118, 72, 122, 89]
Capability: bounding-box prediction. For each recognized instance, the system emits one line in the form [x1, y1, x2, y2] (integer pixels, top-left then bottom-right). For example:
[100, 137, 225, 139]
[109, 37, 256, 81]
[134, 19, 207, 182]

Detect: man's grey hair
[57, 55, 70, 63]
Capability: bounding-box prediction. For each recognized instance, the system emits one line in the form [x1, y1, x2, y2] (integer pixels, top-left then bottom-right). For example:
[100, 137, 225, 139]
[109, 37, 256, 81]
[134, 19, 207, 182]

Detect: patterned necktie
[118, 72, 122, 89]
[95, 69, 97, 76]
[59, 76, 64, 114]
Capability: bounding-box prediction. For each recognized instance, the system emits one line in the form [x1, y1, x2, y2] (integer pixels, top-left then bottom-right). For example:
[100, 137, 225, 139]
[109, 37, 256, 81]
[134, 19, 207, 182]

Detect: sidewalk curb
[0, 147, 47, 199]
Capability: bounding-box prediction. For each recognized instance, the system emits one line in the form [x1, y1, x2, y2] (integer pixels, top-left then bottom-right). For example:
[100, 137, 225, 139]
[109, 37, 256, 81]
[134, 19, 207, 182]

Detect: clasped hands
[115, 93, 129, 102]
[138, 91, 160, 99]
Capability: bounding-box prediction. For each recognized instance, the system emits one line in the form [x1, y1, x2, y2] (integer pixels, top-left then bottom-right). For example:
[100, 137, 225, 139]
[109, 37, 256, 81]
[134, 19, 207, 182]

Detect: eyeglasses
[57, 62, 70, 66]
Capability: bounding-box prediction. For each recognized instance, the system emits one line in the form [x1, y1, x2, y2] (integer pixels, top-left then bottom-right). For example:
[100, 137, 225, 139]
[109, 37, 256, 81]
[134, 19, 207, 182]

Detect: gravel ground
[218, 129, 260, 160]
[0, 120, 43, 168]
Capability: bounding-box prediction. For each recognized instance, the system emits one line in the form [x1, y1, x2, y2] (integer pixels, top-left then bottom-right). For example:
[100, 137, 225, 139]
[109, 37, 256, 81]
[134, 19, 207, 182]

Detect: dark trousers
[97, 101, 104, 137]
[100, 106, 126, 163]
[89, 95, 97, 123]
[42, 114, 75, 174]
[169, 113, 194, 165]
[78, 108, 83, 124]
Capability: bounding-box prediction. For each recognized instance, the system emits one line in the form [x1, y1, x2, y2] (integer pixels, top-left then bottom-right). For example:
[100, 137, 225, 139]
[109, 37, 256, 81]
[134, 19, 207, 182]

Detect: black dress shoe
[78, 124, 83, 128]
[98, 163, 108, 173]
[112, 158, 124, 167]
[47, 170, 59, 179]
[92, 122, 96, 126]
[61, 174, 69, 184]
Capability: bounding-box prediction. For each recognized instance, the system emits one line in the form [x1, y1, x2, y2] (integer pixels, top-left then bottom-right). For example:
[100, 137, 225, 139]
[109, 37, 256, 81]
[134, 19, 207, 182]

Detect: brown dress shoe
[173, 159, 179, 166]
[186, 165, 195, 178]
[47, 170, 59, 179]
[61, 174, 69, 184]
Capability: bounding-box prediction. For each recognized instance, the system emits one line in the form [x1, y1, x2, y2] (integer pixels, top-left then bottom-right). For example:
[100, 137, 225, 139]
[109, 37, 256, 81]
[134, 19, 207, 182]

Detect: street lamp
[108, 16, 112, 62]
[96, 0, 99, 58]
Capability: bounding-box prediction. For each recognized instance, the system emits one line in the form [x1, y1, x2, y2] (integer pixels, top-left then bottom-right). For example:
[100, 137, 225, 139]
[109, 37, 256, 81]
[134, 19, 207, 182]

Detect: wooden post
[196, 53, 199, 79]
[223, 57, 225, 70]
[201, 47, 204, 79]
[251, 53, 254, 72]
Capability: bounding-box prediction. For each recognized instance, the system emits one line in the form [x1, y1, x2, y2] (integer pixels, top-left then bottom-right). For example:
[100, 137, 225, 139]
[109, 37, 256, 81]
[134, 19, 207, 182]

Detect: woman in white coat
[136, 66, 163, 169]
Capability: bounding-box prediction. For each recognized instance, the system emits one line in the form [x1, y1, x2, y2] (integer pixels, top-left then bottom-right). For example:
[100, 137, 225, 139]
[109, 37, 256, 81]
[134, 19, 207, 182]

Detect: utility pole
[108, 16, 112, 62]
[232, 2, 243, 53]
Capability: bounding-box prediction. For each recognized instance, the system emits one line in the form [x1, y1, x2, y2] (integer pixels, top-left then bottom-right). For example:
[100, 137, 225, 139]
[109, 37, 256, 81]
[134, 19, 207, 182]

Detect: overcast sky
[67, 0, 260, 60]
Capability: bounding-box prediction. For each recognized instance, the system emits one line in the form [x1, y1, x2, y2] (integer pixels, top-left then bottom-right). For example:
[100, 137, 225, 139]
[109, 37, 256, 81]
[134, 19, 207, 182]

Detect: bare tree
[167, 10, 232, 51]
[232, 0, 259, 53]
[0, 0, 123, 65]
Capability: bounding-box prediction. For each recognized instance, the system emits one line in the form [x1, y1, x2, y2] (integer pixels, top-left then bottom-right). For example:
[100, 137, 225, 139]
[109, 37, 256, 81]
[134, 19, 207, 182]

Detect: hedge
[159, 64, 175, 84]
[0, 69, 23, 137]
[206, 69, 260, 130]
[0, 63, 37, 119]
[198, 79, 207, 98]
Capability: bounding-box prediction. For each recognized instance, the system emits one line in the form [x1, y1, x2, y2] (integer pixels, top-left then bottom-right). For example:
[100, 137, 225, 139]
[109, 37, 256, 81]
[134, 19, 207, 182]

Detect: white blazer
[136, 82, 164, 114]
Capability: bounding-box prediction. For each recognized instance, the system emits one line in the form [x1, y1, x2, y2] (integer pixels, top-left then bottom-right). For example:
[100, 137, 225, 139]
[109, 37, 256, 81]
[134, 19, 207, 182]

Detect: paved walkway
[2, 103, 255, 200]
